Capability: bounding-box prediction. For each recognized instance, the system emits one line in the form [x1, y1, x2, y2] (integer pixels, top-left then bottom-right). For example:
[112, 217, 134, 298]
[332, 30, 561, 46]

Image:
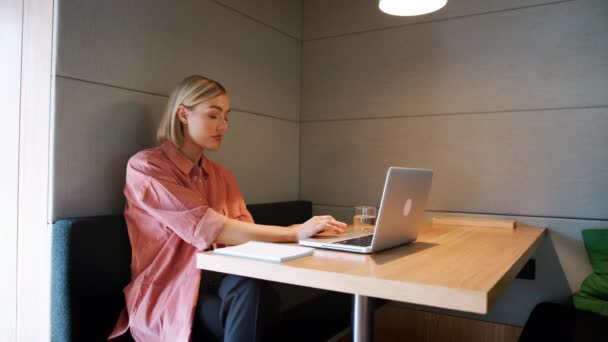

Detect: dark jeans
[192, 272, 280, 342]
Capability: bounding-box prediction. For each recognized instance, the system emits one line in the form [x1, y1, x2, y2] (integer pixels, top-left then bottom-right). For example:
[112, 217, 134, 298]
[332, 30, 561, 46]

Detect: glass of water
[353, 206, 377, 233]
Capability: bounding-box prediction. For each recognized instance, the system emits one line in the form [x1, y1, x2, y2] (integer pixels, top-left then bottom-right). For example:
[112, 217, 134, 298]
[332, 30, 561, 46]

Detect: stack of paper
[213, 241, 314, 263]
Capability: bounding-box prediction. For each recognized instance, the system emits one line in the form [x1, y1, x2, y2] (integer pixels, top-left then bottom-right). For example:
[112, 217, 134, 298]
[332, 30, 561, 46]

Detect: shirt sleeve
[224, 169, 254, 223]
[126, 157, 227, 251]
[235, 197, 254, 223]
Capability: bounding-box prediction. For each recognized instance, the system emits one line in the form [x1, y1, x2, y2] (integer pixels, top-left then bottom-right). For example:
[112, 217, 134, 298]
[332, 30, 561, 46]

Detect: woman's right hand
[293, 215, 347, 241]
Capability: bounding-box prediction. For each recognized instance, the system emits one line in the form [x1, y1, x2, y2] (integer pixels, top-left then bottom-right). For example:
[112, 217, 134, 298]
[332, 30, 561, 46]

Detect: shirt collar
[161, 141, 209, 176]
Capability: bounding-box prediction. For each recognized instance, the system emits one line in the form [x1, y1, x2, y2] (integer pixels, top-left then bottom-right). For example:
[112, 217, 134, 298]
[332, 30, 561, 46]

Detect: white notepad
[213, 241, 314, 263]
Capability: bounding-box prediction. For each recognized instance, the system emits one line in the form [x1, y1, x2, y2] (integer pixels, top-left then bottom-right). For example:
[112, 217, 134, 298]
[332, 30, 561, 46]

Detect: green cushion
[573, 273, 608, 316]
[582, 229, 608, 274]
[573, 228, 608, 317]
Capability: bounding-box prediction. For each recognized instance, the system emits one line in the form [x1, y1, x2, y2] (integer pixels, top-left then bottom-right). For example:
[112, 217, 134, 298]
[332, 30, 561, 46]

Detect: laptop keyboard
[334, 235, 373, 247]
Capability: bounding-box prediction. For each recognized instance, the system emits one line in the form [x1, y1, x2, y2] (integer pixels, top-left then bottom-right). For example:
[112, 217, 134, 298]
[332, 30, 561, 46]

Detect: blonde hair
[157, 75, 227, 146]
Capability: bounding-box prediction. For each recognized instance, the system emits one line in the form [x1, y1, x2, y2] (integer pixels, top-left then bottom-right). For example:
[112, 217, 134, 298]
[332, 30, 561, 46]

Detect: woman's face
[178, 93, 230, 152]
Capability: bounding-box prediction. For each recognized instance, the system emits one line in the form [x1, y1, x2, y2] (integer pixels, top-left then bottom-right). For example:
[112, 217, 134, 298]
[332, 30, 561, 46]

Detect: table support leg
[352, 294, 373, 342]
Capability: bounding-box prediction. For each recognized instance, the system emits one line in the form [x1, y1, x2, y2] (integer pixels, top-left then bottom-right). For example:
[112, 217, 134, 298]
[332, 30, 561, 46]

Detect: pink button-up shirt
[109, 141, 253, 342]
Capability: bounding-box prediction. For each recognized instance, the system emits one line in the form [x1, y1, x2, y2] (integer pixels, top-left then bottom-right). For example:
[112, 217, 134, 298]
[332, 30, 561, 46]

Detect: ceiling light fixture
[379, 0, 447, 16]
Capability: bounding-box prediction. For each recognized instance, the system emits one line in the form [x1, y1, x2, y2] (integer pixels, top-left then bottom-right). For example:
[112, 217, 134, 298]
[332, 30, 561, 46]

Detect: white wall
[52, 0, 302, 221]
[0, 1, 23, 340]
[302, 0, 608, 326]
[2, 0, 53, 341]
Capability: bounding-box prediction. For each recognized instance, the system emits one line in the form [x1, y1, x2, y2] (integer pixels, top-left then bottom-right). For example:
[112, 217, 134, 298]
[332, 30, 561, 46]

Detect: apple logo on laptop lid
[403, 199, 412, 217]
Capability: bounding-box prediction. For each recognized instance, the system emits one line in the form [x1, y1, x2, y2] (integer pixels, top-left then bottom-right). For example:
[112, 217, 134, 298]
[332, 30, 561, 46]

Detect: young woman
[108, 75, 346, 342]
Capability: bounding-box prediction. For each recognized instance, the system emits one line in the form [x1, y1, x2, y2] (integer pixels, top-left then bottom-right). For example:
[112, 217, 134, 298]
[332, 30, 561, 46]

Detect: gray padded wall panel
[313, 204, 604, 326]
[207, 114, 299, 205]
[302, 0, 608, 326]
[302, 0, 608, 121]
[216, 0, 301, 38]
[303, 0, 563, 40]
[52, 77, 166, 220]
[53, 80, 299, 221]
[53, 0, 301, 220]
[56, 0, 300, 121]
[301, 109, 608, 220]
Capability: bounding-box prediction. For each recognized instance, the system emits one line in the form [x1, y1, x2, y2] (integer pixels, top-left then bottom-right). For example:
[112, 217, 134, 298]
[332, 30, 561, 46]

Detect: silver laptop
[299, 167, 433, 254]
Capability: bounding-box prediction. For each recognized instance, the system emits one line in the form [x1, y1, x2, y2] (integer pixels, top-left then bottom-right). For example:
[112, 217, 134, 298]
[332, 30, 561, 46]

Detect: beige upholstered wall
[302, 0, 608, 325]
[52, 0, 301, 220]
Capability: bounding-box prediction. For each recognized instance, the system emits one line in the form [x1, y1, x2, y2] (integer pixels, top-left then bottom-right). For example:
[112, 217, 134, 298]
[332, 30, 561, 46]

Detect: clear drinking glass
[353, 206, 377, 233]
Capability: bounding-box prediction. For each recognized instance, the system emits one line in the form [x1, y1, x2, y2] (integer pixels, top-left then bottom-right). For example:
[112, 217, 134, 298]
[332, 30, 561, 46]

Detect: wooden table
[197, 222, 545, 341]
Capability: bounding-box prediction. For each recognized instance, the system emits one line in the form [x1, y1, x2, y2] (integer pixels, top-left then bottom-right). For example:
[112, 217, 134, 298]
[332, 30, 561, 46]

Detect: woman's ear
[177, 105, 188, 125]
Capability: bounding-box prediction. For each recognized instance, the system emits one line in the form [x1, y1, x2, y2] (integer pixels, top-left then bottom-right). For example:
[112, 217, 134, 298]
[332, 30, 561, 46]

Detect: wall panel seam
[312, 203, 608, 222]
[57, 74, 167, 97]
[300, 105, 608, 123]
[210, 0, 299, 41]
[230, 110, 299, 123]
[303, 0, 575, 42]
[47, 0, 59, 224]
[55, 75, 299, 123]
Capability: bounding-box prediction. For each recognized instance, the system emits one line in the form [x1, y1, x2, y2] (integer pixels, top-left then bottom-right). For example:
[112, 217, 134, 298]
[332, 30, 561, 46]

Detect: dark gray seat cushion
[51, 215, 131, 342]
[246, 200, 313, 226]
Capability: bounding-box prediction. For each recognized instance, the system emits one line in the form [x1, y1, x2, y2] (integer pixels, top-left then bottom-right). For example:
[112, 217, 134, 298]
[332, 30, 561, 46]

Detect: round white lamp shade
[379, 0, 447, 16]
